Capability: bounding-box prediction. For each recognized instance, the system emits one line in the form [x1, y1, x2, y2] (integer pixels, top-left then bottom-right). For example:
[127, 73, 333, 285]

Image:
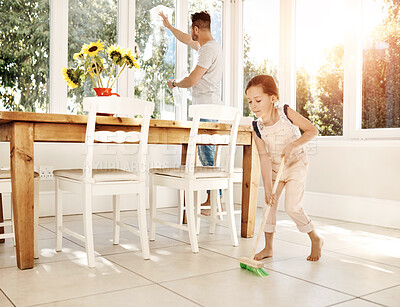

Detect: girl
[246, 75, 323, 261]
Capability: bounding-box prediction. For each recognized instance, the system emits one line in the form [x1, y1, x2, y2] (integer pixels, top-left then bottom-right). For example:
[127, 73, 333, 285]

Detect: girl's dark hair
[191, 11, 211, 30]
[245, 75, 279, 99]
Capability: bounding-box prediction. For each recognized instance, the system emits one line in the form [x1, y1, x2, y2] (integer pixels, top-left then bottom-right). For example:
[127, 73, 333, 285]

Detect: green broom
[239, 157, 285, 276]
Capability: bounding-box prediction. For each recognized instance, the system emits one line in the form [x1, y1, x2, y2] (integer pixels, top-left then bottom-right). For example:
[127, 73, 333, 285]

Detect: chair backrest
[82, 97, 155, 181]
[187, 104, 241, 176]
[214, 117, 253, 167]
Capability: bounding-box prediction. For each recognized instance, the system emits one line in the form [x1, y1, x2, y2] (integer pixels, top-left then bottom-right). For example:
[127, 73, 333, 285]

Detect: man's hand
[159, 12, 172, 29]
[265, 193, 276, 207]
[167, 78, 175, 89]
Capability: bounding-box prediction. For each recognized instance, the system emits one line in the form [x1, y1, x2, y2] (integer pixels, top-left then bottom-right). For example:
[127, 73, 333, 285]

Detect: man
[159, 11, 223, 213]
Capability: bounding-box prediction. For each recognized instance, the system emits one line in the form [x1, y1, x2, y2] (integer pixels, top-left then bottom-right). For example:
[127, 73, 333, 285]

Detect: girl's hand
[265, 193, 276, 207]
[281, 143, 295, 163]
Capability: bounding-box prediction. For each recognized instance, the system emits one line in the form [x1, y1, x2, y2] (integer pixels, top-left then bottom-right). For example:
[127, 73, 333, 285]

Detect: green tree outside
[0, 0, 50, 112]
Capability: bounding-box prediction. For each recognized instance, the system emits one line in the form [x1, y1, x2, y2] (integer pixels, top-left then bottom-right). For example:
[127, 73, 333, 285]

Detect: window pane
[67, 0, 117, 114]
[135, 1, 176, 119]
[362, 0, 400, 129]
[296, 0, 344, 136]
[187, 1, 222, 114]
[243, 0, 279, 116]
[0, 0, 50, 113]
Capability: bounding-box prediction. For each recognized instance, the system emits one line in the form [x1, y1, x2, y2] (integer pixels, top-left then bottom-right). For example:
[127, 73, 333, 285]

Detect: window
[67, 0, 117, 114]
[295, 0, 345, 136]
[134, 1, 176, 119]
[362, 0, 400, 129]
[0, 0, 50, 113]
[242, 0, 279, 116]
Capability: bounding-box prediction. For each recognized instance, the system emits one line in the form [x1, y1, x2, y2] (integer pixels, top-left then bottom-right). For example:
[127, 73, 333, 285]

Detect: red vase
[93, 87, 120, 97]
[93, 88, 120, 116]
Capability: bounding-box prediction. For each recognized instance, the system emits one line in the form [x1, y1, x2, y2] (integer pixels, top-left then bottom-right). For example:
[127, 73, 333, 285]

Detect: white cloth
[192, 39, 223, 105]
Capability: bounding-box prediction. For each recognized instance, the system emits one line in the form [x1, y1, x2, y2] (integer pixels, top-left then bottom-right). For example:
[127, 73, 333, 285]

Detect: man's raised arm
[159, 12, 199, 51]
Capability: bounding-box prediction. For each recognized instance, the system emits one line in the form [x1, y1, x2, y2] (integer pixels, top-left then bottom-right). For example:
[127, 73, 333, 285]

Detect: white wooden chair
[177, 117, 252, 224]
[0, 170, 40, 258]
[149, 104, 241, 253]
[53, 97, 154, 267]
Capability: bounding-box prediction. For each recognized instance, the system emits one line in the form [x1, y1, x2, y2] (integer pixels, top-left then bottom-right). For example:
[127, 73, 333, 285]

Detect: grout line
[0, 288, 16, 307]
[325, 297, 388, 307]
[358, 283, 400, 299]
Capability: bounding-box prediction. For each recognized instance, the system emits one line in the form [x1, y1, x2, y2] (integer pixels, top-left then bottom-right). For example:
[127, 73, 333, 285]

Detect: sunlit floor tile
[334, 237, 400, 268]
[264, 251, 400, 297]
[38, 284, 199, 307]
[273, 222, 384, 252]
[40, 215, 115, 236]
[154, 222, 238, 244]
[105, 245, 239, 283]
[0, 258, 152, 306]
[67, 230, 186, 257]
[361, 285, 400, 307]
[161, 269, 352, 307]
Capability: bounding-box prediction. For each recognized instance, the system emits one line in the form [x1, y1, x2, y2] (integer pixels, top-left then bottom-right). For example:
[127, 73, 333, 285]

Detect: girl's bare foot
[307, 235, 323, 261]
[254, 247, 273, 260]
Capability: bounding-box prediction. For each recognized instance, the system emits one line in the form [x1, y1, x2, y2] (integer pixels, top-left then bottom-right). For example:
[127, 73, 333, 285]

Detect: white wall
[235, 140, 400, 229]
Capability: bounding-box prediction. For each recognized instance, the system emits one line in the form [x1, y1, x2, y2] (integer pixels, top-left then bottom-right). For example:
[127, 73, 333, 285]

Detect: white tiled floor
[1, 207, 399, 307]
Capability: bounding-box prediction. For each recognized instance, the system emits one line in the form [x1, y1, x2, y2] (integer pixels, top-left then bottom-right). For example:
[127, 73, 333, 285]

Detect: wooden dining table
[0, 111, 260, 270]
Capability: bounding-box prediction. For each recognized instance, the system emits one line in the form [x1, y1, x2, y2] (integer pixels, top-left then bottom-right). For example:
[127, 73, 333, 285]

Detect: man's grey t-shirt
[192, 39, 223, 105]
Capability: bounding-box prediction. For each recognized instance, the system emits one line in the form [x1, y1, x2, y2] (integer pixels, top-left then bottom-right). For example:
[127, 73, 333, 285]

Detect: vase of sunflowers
[62, 40, 139, 98]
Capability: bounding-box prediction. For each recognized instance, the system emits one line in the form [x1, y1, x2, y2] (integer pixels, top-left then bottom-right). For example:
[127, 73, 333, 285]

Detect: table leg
[241, 138, 260, 238]
[0, 193, 4, 243]
[10, 122, 34, 269]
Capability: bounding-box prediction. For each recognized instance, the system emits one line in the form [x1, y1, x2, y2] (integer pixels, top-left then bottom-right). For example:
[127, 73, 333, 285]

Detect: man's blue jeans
[197, 118, 222, 197]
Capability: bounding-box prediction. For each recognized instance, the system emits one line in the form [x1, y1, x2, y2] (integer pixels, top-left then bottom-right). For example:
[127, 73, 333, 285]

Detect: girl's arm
[253, 131, 275, 206]
[282, 106, 318, 161]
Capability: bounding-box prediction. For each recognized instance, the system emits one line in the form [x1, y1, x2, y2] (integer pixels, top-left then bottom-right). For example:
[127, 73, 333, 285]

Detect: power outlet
[39, 166, 54, 180]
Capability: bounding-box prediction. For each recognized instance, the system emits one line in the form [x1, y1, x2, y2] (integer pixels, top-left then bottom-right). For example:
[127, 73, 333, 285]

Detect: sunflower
[62, 67, 80, 88]
[89, 58, 104, 75]
[73, 51, 85, 60]
[107, 45, 125, 66]
[122, 50, 139, 69]
[83, 40, 104, 57]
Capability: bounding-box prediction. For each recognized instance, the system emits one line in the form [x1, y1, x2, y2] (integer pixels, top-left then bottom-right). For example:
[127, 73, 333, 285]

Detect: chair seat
[54, 169, 138, 182]
[150, 166, 229, 179]
[0, 170, 39, 179]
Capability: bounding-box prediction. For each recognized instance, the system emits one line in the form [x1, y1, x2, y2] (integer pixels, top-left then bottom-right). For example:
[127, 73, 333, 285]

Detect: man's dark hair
[191, 11, 211, 30]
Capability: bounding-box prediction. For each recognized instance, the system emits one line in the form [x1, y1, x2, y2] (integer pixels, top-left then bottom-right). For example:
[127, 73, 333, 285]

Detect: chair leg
[112, 195, 120, 245]
[83, 184, 95, 268]
[0, 193, 4, 243]
[10, 198, 15, 246]
[55, 179, 63, 252]
[34, 178, 39, 259]
[137, 189, 150, 260]
[217, 195, 224, 221]
[194, 190, 201, 235]
[149, 176, 156, 241]
[226, 183, 238, 247]
[209, 190, 218, 234]
[178, 190, 185, 225]
[186, 189, 199, 253]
